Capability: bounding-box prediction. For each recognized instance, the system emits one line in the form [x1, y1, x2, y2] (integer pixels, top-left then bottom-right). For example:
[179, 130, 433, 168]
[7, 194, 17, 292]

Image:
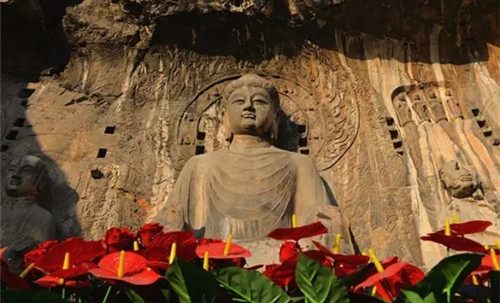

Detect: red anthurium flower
[136, 223, 164, 247]
[280, 241, 299, 262]
[263, 258, 297, 288]
[195, 242, 251, 259]
[420, 234, 486, 252]
[312, 241, 370, 268]
[90, 251, 161, 285]
[103, 228, 135, 253]
[34, 238, 105, 274]
[466, 253, 500, 284]
[198, 238, 223, 245]
[51, 262, 97, 279]
[147, 230, 197, 261]
[0, 260, 30, 290]
[432, 220, 492, 236]
[34, 275, 91, 288]
[23, 240, 59, 267]
[267, 221, 328, 241]
[355, 261, 425, 301]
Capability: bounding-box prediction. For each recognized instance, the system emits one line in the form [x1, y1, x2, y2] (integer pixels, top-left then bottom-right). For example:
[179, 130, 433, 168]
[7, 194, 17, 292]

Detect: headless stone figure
[152, 75, 346, 262]
[1, 156, 55, 271]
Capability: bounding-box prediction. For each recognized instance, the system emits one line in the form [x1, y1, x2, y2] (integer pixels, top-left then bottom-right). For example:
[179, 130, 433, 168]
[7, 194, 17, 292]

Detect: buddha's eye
[253, 99, 268, 106]
[232, 99, 245, 105]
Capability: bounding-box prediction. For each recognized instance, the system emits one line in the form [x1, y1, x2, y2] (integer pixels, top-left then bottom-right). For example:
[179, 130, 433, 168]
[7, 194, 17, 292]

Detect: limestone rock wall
[1, 0, 498, 267]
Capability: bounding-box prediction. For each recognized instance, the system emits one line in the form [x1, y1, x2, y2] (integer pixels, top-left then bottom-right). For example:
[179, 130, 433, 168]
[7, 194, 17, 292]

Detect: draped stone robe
[157, 146, 333, 241]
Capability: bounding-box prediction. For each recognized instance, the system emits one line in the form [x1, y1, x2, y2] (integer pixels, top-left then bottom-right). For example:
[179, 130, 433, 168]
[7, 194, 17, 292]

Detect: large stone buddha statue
[154, 74, 344, 245]
[1, 155, 56, 271]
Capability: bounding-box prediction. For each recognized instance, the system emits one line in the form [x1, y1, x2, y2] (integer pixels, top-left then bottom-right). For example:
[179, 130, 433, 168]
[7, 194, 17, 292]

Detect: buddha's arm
[293, 155, 330, 225]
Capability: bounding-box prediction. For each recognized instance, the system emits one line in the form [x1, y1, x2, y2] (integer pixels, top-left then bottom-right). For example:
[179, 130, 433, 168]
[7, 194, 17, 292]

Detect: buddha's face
[439, 160, 478, 198]
[5, 156, 41, 197]
[225, 86, 277, 136]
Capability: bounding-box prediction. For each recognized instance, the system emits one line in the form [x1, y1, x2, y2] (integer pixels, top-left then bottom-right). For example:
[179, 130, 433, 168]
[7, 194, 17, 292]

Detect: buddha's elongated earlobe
[221, 107, 233, 143]
[270, 111, 280, 143]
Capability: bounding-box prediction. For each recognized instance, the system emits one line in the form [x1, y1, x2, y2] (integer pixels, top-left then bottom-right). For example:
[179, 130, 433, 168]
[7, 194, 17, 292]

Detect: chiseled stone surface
[1, 0, 499, 268]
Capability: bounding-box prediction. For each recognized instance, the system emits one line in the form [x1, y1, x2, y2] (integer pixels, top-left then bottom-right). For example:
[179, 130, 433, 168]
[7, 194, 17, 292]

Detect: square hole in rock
[471, 108, 480, 116]
[298, 137, 307, 147]
[104, 126, 116, 134]
[97, 148, 107, 158]
[299, 148, 310, 155]
[197, 131, 206, 140]
[195, 145, 205, 155]
[385, 117, 395, 126]
[5, 130, 18, 140]
[13, 118, 25, 127]
[389, 129, 399, 139]
[297, 124, 306, 133]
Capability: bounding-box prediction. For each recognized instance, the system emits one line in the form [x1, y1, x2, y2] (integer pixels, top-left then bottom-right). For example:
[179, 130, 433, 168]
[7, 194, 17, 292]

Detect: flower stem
[102, 285, 113, 303]
[61, 287, 66, 300]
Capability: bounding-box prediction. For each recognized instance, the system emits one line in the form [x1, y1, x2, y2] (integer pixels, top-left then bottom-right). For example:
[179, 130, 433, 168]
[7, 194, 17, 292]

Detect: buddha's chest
[203, 151, 297, 239]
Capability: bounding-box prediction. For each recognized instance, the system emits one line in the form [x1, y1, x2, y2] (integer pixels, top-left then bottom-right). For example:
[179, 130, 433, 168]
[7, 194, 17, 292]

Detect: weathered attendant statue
[1, 155, 56, 270]
[153, 74, 345, 256]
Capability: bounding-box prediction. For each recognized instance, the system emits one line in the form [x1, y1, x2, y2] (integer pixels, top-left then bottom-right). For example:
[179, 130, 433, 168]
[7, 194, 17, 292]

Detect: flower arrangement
[1, 217, 498, 303]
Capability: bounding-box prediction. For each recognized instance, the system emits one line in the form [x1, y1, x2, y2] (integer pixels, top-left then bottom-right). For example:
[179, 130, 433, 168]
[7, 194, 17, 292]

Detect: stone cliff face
[1, 0, 499, 267]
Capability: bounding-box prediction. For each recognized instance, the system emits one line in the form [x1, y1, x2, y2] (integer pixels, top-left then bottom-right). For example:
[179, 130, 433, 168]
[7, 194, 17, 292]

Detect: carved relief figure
[439, 160, 482, 200]
[392, 92, 413, 126]
[1, 156, 56, 270]
[411, 93, 430, 123]
[153, 74, 343, 242]
[444, 90, 464, 121]
[426, 90, 447, 123]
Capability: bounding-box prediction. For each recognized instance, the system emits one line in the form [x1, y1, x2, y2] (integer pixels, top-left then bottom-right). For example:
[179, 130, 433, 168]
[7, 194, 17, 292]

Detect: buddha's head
[4, 155, 48, 198]
[439, 160, 479, 198]
[222, 74, 280, 142]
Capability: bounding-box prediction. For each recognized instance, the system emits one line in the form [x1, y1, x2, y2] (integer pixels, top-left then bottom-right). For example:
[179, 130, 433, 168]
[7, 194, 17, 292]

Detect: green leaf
[395, 253, 482, 303]
[124, 289, 145, 303]
[215, 266, 291, 303]
[489, 270, 499, 302]
[399, 290, 425, 303]
[165, 259, 223, 303]
[0, 290, 67, 303]
[295, 254, 349, 303]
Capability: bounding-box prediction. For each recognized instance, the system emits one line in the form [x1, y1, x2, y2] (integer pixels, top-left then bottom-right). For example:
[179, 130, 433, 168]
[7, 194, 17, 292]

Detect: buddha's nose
[243, 100, 255, 112]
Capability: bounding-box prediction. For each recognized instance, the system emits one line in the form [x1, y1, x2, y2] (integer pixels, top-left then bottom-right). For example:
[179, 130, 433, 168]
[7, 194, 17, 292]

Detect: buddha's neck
[229, 134, 271, 151]
[1, 196, 37, 209]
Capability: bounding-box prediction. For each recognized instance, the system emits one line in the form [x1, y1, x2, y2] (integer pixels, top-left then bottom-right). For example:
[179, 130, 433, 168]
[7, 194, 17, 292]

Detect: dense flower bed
[0, 218, 498, 303]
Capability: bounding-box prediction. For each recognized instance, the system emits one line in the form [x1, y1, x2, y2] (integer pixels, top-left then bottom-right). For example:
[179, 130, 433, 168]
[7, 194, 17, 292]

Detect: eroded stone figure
[152, 75, 345, 258]
[392, 92, 413, 126]
[426, 90, 447, 123]
[411, 93, 430, 123]
[444, 90, 463, 121]
[439, 160, 482, 199]
[1, 155, 56, 270]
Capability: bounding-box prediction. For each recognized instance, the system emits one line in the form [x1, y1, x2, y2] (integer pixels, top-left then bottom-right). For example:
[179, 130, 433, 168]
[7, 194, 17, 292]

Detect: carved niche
[170, 46, 361, 173]
[390, 82, 465, 127]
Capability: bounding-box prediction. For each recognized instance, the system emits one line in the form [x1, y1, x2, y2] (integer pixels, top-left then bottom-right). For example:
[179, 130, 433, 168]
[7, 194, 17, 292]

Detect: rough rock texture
[1, 0, 499, 268]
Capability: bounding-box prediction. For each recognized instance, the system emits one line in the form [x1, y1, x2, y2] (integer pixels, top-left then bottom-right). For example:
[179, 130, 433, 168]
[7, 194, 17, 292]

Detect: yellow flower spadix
[292, 214, 298, 228]
[223, 234, 233, 256]
[19, 263, 34, 279]
[472, 275, 479, 285]
[368, 249, 384, 273]
[133, 241, 139, 251]
[117, 250, 125, 278]
[203, 251, 209, 271]
[59, 252, 71, 284]
[169, 242, 177, 264]
[444, 218, 451, 236]
[490, 249, 499, 271]
[332, 233, 342, 254]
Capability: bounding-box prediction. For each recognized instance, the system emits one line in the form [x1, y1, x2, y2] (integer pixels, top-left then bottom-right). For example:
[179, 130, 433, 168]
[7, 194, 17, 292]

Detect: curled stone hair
[221, 74, 281, 143]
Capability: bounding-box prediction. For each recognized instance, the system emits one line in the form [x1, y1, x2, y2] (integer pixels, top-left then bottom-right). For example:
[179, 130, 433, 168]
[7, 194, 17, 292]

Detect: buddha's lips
[9, 180, 20, 185]
[242, 112, 256, 119]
